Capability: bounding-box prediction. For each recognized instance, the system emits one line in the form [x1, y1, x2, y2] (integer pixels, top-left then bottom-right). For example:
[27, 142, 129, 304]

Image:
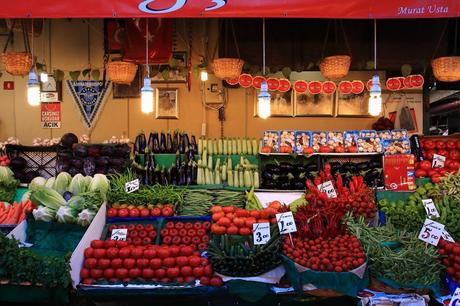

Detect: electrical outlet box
[203, 74, 224, 105]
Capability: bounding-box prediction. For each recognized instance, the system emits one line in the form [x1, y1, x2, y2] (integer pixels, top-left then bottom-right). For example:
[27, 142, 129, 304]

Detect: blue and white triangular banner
[65, 80, 112, 131]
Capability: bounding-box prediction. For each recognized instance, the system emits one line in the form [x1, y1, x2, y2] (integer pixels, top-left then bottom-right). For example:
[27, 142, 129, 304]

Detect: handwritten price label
[442, 230, 455, 243]
[418, 219, 444, 246]
[125, 179, 140, 194]
[317, 181, 337, 199]
[276, 212, 297, 234]
[449, 287, 460, 306]
[422, 199, 440, 218]
[111, 228, 128, 241]
[253, 223, 271, 245]
[432, 154, 446, 168]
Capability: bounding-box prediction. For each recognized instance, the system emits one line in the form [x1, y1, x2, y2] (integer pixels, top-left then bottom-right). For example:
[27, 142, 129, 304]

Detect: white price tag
[422, 199, 440, 218]
[125, 179, 140, 193]
[432, 154, 446, 168]
[442, 230, 456, 243]
[449, 287, 460, 306]
[418, 219, 444, 246]
[253, 222, 271, 245]
[275, 212, 297, 234]
[111, 228, 128, 241]
[18, 242, 34, 248]
[317, 180, 337, 199]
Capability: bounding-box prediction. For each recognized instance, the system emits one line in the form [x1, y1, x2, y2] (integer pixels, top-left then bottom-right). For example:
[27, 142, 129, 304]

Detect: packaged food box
[377, 130, 392, 140]
[383, 139, 411, 155]
[326, 131, 345, 152]
[311, 131, 328, 152]
[344, 131, 359, 153]
[383, 154, 416, 191]
[357, 136, 383, 153]
[263, 130, 280, 152]
[391, 129, 409, 140]
[294, 131, 312, 154]
[359, 130, 378, 138]
[279, 130, 295, 153]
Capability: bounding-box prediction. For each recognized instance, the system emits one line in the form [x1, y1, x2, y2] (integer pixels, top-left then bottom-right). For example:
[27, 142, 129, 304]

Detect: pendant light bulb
[141, 76, 154, 114]
[368, 74, 382, 116]
[258, 81, 271, 119]
[40, 72, 48, 83]
[27, 70, 41, 106]
[200, 70, 208, 82]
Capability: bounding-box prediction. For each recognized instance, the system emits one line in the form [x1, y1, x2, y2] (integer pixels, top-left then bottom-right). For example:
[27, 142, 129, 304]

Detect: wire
[146, 19, 149, 77]
[262, 18, 266, 75]
[373, 19, 377, 70]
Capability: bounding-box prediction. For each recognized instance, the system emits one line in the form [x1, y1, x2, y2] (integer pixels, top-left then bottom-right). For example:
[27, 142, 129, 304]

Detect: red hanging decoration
[278, 78, 291, 92]
[238, 74, 253, 88]
[338, 81, 353, 94]
[266, 78, 280, 91]
[308, 81, 322, 94]
[293, 80, 308, 93]
[351, 80, 365, 94]
[252, 76, 266, 89]
[322, 81, 337, 94]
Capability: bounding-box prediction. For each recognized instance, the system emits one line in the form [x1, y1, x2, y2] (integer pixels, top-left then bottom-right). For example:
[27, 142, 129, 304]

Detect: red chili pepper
[336, 174, 343, 190]
[324, 163, 331, 175]
[357, 176, 364, 188]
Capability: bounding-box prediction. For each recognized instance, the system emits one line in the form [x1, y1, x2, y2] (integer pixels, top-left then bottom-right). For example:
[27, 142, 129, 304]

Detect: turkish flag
[122, 18, 172, 65]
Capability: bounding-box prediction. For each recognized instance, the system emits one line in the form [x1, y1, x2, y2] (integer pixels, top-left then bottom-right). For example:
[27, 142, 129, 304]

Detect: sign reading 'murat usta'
[397, 4, 449, 15]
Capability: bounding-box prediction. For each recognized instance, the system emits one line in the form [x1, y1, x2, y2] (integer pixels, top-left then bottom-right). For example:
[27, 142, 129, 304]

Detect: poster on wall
[41, 102, 61, 129]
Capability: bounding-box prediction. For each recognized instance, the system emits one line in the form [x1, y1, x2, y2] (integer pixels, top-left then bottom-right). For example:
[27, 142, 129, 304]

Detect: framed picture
[104, 19, 125, 54]
[294, 92, 334, 117]
[149, 52, 188, 83]
[113, 68, 142, 99]
[336, 91, 373, 117]
[155, 88, 179, 119]
[41, 75, 63, 100]
[254, 89, 293, 117]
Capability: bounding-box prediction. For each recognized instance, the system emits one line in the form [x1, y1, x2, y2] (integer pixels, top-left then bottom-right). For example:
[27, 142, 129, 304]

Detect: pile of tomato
[283, 234, 366, 272]
[80, 240, 223, 286]
[107, 204, 175, 218]
[210, 202, 281, 236]
[416, 139, 460, 182]
[438, 239, 460, 283]
[160, 221, 210, 251]
[0, 155, 10, 167]
[107, 223, 156, 246]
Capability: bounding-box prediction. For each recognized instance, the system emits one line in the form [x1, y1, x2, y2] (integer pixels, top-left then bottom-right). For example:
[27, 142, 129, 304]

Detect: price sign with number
[111, 228, 128, 241]
[125, 179, 140, 194]
[253, 222, 271, 245]
[422, 199, 440, 218]
[432, 154, 446, 168]
[449, 287, 460, 306]
[317, 181, 337, 199]
[418, 219, 444, 246]
[443, 230, 456, 243]
[276, 212, 297, 234]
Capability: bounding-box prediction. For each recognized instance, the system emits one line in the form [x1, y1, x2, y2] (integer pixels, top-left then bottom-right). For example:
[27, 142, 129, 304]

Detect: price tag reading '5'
[418, 219, 444, 246]
[449, 287, 460, 306]
[125, 179, 140, 194]
[317, 181, 337, 199]
[276, 212, 297, 234]
[253, 222, 271, 245]
[111, 228, 128, 241]
[422, 199, 440, 218]
[432, 154, 446, 168]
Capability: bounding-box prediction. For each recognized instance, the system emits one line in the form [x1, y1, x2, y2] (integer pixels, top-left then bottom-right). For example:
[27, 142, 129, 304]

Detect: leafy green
[29, 176, 46, 190]
[67, 174, 87, 196]
[30, 186, 66, 211]
[52, 172, 71, 195]
[56, 206, 76, 223]
[32, 206, 56, 222]
[89, 173, 110, 199]
[0, 166, 19, 203]
[77, 209, 95, 227]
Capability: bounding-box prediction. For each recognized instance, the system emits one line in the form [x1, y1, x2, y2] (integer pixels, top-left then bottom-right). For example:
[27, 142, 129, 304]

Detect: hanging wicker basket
[431, 56, 460, 82]
[1, 52, 32, 76]
[212, 58, 244, 79]
[106, 61, 138, 85]
[319, 55, 351, 81]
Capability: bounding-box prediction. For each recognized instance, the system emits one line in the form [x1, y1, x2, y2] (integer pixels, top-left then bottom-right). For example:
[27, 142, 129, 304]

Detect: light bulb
[368, 74, 382, 116]
[40, 72, 48, 83]
[27, 70, 41, 106]
[258, 81, 271, 119]
[140, 76, 154, 114]
[200, 70, 208, 82]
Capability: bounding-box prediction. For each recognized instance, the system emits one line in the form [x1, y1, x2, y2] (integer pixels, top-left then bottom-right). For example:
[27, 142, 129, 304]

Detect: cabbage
[32, 206, 56, 222]
[84, 176, 92, 189]
[45, 177, 55, 188]
[56, 206, 76, 223]
[29, 176, 46, 190]
[89, 174, 110, 199]
[67, 174, 87, 196]
[77, 209, 96, 227]
[30, 185, 66, 211]
[0, 166, 15, 184]
[52, 172, 71, 195]
[67, 194, 85, 212]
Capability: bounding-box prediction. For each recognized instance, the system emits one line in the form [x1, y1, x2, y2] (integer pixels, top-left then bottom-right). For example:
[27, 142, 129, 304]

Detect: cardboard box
[384, 154, 416, 191]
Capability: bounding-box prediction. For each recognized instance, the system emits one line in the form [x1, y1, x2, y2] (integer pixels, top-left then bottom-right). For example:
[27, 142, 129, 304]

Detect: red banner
[1, 0, 458, 18]
[41, 102, 61, 129]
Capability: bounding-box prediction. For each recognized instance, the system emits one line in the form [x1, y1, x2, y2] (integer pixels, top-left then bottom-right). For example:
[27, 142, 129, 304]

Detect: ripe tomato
[424, 150, 436, 161]
[209, 276, 223, 287]
[431, 174, 441, 183]
[449, 160, 460, 171]
[107, 208, 118, 218]
[415, 169, 427, 178]
[118, 208, 129, 218]
[179, 246, 194, 256]
[93, 249, 107, 259]
[450, 150, 460, 160]
[419, 160, 432, 171]
[158, 247, 171, 258]
[162, 207, 174, 217]
[424, 140, 436, 150]
[203, 265, 213, 277]
[140, 208, 150, 217]
[189, 256, 201, 267]
[447, 140, 457, 150]
[438, 149, 449, 158]
[176, 256, 189, 267]
[150, 258, 162, 269]
[119, 247, 131, 258]
[129, 268, 142, 278]
[142, 268, 155, 279]
[123, 258, 136, 269]
[199, 276, 210, 286]
[151, 207, 161, 217]
[192, 267, 204, 277]
[136, 258, 149, 269]
[111, 258, 123, 269]
[103, 268, 115, 279]
[80, 268, 90, 279]
[436, 141, 446, 149]
[97, 258, 111, 269]
[131, 248, 144, 259]
[129, 208, 140, 218]
[115, 268, 129, 279]
[91, 240, 105, 249]
[163, 257, 176, 268]
[84, 247, 94, 258]
[180, 266, 193, 277]
[90, 269, 103, 279]
[166, 267, 180, 279]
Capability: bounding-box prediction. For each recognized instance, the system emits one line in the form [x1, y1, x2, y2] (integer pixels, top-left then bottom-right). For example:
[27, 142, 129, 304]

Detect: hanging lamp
[200, 70, 208, 82]
[258, 18, 271, 119]
[368, 19, 382, 117]
[141, 19, 153, 114]
[27, 20, 41, 106]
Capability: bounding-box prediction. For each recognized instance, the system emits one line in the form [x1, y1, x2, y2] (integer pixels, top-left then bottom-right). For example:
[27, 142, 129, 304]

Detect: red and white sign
[351, 80, 365, 94]
[293, 80, 308, 93]
[410, 74, 424, 87]
[252, 76, 266, 89]
[41, 102, 61, 129]
[238, 74, 253, 88]
[308, 81, 322, 95]
[266, 78, 280, 91]
[225, 78, 239, 85]
[338, 81, 352, 94]
[278, 79, 291, 92]
[322, 81, 337, 94]
[386, 78, 402, 91]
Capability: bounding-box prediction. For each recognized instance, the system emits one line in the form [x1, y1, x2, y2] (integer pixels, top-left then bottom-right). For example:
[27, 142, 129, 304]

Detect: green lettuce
[52, 172, 71, 195]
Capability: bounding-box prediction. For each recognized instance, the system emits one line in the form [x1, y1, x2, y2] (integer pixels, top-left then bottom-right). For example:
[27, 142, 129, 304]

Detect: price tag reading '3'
[253, 222, 271, 245]
[418, 219, 444, 246]
[275, 212, 297, 234]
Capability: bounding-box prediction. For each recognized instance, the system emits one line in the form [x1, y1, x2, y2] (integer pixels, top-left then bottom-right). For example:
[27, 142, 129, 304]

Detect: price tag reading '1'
[442, 230, 455, 243]
[449, 287, 460, 306]
[125, 179, 140, 194]
[432, 154, 446, 169]
[317, 181, 337, 199]
[111, 228, 128, 241]
[418, 219, 444, 246]
[276, 212, 297, 234]
[253, 222, 271, 245]
[422, 199, 440, 218]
